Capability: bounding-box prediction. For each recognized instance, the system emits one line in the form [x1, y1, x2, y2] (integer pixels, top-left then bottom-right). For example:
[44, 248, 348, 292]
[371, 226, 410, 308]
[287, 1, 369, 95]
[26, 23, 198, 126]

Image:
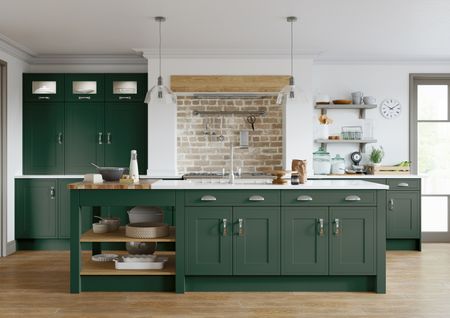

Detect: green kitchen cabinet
[105, 73, 148, 102]
[185, 207, 233, 275]
[281, 207, 329, 275]
[64, 103, 105, 174]
[387, 191, 420, 238]
[23, 103, 65, 174]
[65, 74, 105, 103]
[15, 179, 57, 239]
[233, 207, 280, 275]
[329, 207, 375, 275]
[104, 103, 148, 174]
[23, 74, 65, 102]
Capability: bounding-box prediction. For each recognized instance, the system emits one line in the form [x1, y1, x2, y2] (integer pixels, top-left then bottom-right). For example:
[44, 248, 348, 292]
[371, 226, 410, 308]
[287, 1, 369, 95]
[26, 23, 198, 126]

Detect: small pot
[92, 223, 109, 234]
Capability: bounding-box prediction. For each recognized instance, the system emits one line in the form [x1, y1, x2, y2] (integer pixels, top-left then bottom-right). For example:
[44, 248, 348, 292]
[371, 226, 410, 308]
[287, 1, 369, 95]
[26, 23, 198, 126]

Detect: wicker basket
[125, 222, 169, 239]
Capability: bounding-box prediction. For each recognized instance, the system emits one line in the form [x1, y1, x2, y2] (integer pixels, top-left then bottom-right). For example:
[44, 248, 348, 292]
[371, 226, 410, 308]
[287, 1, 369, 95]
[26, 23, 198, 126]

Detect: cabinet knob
[297, 195, 313, 201]
[50, 187, 56, 199]
[98, 132, 103, 145]
[334, 218, 341, 235]
[318, 218, 325, 236]
[200, 195, 216, 201]
[398, 182, 409, 187]
[345, 195, 361, 201]
[238, 218, 244, 236]
[222, 218, 228, 236]
[249, 195, 264, 201]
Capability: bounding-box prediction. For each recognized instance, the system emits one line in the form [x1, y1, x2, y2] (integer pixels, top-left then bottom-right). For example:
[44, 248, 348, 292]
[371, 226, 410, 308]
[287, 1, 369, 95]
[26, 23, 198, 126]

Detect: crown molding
[28, 54, 147, 65]
[0, 33, 34, 61]
[136, 48, 323, 60]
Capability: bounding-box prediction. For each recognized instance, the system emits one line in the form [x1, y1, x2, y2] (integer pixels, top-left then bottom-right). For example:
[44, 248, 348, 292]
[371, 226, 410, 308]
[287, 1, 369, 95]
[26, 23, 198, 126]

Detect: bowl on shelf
[126, 242, 157, 255]
[125, 222, 169, 239]
[332, 99, 352, 105]
[92, 223, 109, 234]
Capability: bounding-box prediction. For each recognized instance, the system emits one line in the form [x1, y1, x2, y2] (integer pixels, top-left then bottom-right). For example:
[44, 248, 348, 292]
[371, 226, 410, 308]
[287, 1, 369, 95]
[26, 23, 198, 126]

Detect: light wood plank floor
[0, 244, 449, 318]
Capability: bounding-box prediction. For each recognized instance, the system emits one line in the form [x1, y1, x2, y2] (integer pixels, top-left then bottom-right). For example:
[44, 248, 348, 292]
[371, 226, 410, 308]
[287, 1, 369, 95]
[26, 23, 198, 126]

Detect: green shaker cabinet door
[15, 179, 57, 239]
[186, 207, 232, 275]
[65, 103, 105, 174]
[104, 103, 148, 174]
[329, 207, 375, 275]
[281, 207, 329, 275]
[387, 191, 420, 238]
[233, 207, 280, 275]
[23, 103, 64, 174]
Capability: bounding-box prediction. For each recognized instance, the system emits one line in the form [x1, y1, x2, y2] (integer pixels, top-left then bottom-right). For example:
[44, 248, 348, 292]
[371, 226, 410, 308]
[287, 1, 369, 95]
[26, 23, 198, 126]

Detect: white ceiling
[1, 0, 450, 61]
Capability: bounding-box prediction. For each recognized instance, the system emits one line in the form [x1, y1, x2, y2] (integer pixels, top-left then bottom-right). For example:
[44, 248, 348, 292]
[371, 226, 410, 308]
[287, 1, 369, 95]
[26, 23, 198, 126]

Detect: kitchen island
[69, 179, 388, 294]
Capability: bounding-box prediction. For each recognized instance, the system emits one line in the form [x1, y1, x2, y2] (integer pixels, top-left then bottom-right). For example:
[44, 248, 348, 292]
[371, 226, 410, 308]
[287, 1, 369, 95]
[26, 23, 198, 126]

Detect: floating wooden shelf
[315, 103, 377, 119]
[80, 226, 176, 243]
[315, 139, 377, 153]
[80, 253, 176, 276]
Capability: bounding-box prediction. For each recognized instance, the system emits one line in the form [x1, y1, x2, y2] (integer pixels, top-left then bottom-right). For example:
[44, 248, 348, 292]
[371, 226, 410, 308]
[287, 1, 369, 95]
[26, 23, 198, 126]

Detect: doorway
[410, 74, 450, 242]
[0, 60, 6, 256]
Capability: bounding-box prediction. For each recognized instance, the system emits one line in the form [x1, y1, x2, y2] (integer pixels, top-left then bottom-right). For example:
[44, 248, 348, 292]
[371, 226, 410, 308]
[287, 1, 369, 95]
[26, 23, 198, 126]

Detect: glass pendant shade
[145, 76, 177, 104]
[277, 76, 306, 104]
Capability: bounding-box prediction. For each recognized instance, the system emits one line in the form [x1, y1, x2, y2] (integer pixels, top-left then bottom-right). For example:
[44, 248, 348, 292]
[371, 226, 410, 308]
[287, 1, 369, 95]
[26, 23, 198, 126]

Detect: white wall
[145, 57, 314, 176]
[312, 62, 450, 166]
[0, 49, 29, 244]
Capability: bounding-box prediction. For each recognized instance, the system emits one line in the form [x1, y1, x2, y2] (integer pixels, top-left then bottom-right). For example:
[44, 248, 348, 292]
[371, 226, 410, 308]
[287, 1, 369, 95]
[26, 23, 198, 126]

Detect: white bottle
[129, 150, 139, 183]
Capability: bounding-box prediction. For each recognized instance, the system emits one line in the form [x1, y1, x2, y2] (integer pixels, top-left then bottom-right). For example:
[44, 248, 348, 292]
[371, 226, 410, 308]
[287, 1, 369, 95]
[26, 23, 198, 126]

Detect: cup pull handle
[297, 195, 313, 201]
[249, 195, 264, 201]
[200, 195, 216, 201]
[398, 182, 409, 187]
[345, 195, 361, 201]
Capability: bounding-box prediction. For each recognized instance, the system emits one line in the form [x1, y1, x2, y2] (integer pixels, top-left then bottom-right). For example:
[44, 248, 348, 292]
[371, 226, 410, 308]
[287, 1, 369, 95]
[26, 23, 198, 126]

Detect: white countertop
[309, 174, 421, 179]
[15, 174, 183, 179]
[151, 179, 389, 190]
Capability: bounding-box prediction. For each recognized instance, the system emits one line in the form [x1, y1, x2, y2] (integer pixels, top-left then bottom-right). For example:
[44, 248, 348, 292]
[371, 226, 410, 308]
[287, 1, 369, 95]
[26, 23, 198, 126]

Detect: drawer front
[387, 179, 420, 191]
[185, 190, 280, 206]
[282, 190, 376, 206]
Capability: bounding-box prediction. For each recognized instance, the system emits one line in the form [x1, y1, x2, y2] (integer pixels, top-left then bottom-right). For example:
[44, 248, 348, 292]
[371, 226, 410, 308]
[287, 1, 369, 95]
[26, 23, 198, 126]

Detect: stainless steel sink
[187, 178, 273, 185]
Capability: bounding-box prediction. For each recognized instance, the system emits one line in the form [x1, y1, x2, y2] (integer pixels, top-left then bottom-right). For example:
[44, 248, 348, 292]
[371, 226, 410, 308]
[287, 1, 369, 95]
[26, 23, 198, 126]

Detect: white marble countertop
[309, 174, 420, 179]
[151, 179, 389, 190]
[15, 174, 183, 179]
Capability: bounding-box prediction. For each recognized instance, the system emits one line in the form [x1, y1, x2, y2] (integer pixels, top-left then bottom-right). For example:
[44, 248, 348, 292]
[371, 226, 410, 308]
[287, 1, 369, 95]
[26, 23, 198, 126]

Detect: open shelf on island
[80, 251, 175, 276]
[80, 226, 176, 243]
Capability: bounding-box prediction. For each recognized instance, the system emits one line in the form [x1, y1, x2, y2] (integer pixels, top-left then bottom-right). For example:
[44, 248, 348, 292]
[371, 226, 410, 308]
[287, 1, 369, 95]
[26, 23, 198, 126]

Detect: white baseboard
[5, 240, 16, 255]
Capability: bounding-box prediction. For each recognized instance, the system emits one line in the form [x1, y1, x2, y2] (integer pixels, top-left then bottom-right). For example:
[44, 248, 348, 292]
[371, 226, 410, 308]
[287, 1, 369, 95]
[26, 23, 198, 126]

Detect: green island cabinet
[68, 187, 386, 294]
[23, 73, 148, 175]
[316, 177, 421, 251]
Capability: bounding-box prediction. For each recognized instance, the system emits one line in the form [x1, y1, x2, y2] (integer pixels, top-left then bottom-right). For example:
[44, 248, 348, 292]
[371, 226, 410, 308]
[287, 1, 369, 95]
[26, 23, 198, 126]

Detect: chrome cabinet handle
[334, 218, 341, 235]
[345, 195, 361, 201]
[106, 132, 112, 144]
[318, 218, 324, 237]
[238, 218, 244, 236]
[119, 96, 131, 100]
[98, 132, 103, 144]
[297, 195, 313, 201]
[222, 218, 228, 236]
[50, 187, 55, 199]
[388, 199, 394, 211]
[78, 96, 91, 100]
[38, 96, 50, 100]
[200, 195, 216, 201]
[398, 182, 409, 187]
[249, 195, 264, 201]
[57, 132, 63, 144]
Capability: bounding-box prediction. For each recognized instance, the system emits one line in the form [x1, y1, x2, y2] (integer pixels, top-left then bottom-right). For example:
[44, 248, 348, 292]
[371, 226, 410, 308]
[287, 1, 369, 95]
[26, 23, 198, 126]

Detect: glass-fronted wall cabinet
[23, 74, 65, 102]
[105, 73, 148, 102]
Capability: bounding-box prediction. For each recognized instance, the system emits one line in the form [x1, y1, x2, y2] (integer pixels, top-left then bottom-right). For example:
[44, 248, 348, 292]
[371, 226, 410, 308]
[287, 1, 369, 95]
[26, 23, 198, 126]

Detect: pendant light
[145, 16, 177, 104]
[277, 16, 305, 105]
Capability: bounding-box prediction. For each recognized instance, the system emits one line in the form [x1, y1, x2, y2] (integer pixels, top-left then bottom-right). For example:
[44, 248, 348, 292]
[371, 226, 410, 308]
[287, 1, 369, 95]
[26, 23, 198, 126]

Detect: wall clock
[380, 99, 401, 119]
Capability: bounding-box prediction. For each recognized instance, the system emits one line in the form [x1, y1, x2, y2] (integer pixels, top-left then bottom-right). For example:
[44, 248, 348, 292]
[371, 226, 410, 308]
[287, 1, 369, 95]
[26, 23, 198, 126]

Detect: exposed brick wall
[177, 96, 282, 174]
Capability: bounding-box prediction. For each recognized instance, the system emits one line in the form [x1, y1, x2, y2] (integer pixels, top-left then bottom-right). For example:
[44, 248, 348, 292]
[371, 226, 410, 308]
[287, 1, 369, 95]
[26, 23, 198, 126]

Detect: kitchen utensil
[92, 223, 109, 234]
[127, 206, 163, 223]
[126, 241, 157, 254]
[90, 163, 126, 181]
[91, 254, 118, 262]
[351, 92, 363, 104]
[94, 216, 120, 232]
[332, 99, 352, 104]
[246, 115, 256, 131]
[125, 222, 169, 239]
[363, 96, 376, 105]
[114, 256, 168, 270]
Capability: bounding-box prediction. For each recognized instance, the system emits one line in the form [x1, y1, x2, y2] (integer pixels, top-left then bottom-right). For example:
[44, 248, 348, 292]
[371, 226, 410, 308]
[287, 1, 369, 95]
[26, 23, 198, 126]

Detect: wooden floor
[0, 244, 449, 318]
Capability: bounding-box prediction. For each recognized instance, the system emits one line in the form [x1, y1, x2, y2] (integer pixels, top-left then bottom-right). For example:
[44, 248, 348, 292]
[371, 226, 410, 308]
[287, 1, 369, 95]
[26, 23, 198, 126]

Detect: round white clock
[380, 99, 401, 119]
